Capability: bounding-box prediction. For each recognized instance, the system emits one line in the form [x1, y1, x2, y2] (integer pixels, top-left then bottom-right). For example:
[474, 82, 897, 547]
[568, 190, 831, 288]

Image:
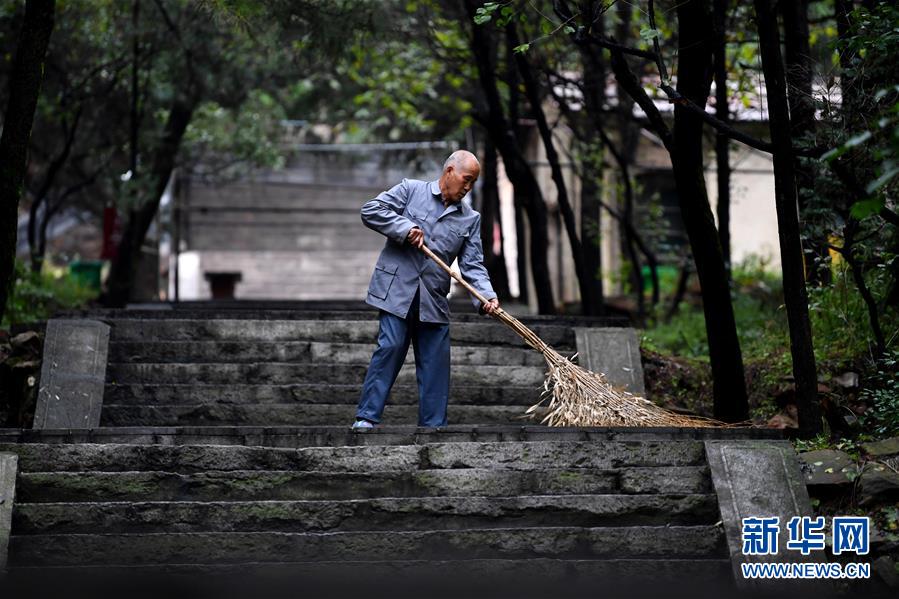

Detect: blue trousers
[356, 290, 450, 427]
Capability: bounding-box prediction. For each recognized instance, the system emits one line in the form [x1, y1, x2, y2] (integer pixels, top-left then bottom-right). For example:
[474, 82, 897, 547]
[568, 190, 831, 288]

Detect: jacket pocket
[448, 223, 471, 239]
[368, 263, 399, 300]
[406, 205, 428, 223]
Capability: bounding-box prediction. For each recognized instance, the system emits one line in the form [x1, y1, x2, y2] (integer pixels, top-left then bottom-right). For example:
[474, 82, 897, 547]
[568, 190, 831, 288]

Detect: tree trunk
[102, 99, 194, 307]
[782, 0, 826, 284]
[27, 106, 81, 273]
[713, 0, 732, 279]
[463, 0, 555, 313]
[576, 15, 606, 316]
[753, 0, 821, 437]
[666, 254, 693, 322]
[479, 137, 511, 299]
[0, 0, 55, 325]
[579, 159, 605, 315]
[840, 220, 886, 357]
[673, 0, 748, 422]
[513, 26, 592, 314]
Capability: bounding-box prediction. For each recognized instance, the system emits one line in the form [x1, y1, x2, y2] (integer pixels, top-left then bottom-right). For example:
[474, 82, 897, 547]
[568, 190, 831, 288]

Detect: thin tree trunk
[0, 0, 55, 324]
[666, 255, 693, 322]
[557, 2, 658, 314]
[673, 0, 748, 422]
[512, 25, 591, 314]
[506, 25, 529, 306]
[613, 3, 647, 315]
[782, 0, 825, 285]
[579, 160, 604, 315]
[464, 0, 555, 313]
[28, 106, 82, 273]
[840, 220, 886, 357]
[834, 0, 858, 113]
[479, 137, 511, 299]
[102, 99, 194, 307]
[713, 0, 732, 279]
[576, 10, 606, 315]
[130, 0, 141, 176]
[754, 0, 821, 436]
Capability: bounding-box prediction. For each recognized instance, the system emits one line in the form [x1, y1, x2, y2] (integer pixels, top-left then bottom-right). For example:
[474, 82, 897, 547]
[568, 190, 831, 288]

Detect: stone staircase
[0, 305, 786, 597]
[98, 307, 581, 427]
[0, 428, 741, 596]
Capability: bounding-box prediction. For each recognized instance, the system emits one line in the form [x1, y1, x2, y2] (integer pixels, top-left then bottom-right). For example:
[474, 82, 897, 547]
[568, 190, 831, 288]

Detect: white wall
[705, 145, 782, 270]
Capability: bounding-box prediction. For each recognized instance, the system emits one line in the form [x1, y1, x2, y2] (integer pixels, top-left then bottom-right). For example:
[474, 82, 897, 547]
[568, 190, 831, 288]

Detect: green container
[69, 259, 104, 291]
[641, 265, 680, 294]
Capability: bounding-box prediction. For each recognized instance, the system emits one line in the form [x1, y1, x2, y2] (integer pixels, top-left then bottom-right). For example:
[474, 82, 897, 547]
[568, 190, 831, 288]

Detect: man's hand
[481, 298, 500, 315]
[406, 227, 424, 248]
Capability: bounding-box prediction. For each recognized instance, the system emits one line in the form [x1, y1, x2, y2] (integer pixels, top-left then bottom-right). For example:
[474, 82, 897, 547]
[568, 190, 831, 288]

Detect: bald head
[443, 150, 480, 173]
[438, 150, 480, 205]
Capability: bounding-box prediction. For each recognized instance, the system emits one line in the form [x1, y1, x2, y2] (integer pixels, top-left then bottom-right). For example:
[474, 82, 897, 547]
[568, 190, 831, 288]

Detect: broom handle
[418, 244, 493, 307]
[417, 243, 550, 354]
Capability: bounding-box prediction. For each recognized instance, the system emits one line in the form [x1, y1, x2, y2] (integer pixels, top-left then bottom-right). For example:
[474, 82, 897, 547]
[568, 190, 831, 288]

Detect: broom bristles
[493, 309, 723, 428]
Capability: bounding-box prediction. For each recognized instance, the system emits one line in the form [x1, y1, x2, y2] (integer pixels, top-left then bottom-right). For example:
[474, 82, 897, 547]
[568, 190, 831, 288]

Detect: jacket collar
[431, 178, 466, 220]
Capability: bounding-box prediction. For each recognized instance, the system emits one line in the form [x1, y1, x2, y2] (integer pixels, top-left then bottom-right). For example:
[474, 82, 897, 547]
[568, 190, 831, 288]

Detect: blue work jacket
[361, 178, 497, 324]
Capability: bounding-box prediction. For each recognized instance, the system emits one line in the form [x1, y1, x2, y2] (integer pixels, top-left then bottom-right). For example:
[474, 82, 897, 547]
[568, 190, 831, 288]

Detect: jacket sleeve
[360, 178, 417, 245]
[457, 213, 498, 312]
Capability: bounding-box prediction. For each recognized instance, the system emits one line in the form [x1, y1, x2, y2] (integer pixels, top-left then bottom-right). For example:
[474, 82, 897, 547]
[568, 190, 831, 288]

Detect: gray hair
[443, 150, 479, 172]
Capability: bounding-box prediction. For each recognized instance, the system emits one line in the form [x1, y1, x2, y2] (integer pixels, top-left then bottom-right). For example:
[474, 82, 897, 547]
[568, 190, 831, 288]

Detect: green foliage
[1, 259, 98, 330]
[830, 2, 899, 196]
[793, 435, 864, 459]
[858, 350, 899, 437]
[325, 1, 474, 142]
[642, 256, 788, 360]
[182, 90, 287, 178]
[806, 264, 895, 363]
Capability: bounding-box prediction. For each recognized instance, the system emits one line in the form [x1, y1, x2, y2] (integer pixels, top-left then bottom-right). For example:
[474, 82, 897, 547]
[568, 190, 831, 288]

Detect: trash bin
[69, 259, 104, 291]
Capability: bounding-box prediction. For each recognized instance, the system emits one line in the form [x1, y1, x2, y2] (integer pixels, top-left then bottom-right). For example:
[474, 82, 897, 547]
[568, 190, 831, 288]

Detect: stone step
[103, 318, 576, 348]
[0, 440, 706, 473]
[66, 306, 628, 326]
[15, 466, 711, 502]
[0, 424, 782, 448]
[12, 494, 719, 534]
[105, 362, 547, 387]
[1, 558, 734, 598]
[8, 525, 726, 566]
[102, 383, 544, 406]
[192, 228, 387, 252]
[98, 404, 541, 427]
[190, 212, 378, 229]
[107, 341, 547, 366]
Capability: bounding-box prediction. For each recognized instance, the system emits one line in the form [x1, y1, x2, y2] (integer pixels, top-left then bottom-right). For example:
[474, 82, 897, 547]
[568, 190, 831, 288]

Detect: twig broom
[420, 244, 721, 427]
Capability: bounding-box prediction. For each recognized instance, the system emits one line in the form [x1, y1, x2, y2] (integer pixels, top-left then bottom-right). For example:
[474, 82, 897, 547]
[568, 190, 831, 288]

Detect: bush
[1, 257, 98, 329]
[859, 350, 899, 438]
[641, 256, 788, 361]
[807, 264, 897, 364]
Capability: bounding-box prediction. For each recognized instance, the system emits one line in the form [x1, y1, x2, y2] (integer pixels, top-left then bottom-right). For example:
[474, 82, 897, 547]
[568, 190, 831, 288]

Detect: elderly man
[352, 150, 500, 430]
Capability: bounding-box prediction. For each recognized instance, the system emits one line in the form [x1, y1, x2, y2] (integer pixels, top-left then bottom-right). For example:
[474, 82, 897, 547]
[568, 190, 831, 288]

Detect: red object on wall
[101, 205, 122, 260]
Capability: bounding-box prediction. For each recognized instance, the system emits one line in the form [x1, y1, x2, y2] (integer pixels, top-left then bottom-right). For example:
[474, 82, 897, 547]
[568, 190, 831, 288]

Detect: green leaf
[849, 198, 885, 220]
[563, 25, 575, 34]
[512, 43, 530, 54]
[821, 130, 873, 161]
[640, 27, 661, 42]
[474, 3, 500, 25]
[865, 163, 899, 193]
